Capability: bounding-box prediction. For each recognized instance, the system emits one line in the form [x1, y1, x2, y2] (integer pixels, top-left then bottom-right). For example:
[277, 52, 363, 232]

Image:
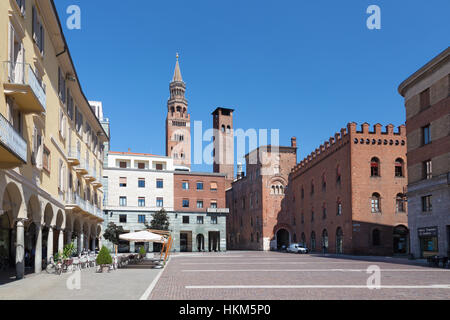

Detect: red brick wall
[174, 173, 226, 212]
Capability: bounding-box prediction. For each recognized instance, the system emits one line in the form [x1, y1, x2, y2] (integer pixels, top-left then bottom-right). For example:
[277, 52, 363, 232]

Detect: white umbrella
[119, 230, 166, 243]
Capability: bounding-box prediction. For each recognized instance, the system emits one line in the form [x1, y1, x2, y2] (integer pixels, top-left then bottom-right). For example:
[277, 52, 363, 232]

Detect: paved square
[149, 251, 450, 300]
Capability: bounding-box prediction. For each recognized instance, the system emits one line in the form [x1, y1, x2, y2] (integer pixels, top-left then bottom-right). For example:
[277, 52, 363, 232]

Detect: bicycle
[45, 256, 63, 275]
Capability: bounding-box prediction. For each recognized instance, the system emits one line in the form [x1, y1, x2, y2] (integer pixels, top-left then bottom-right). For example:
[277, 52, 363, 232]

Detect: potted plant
[139, 246, 146, 260]
[96, 246, 112, 273]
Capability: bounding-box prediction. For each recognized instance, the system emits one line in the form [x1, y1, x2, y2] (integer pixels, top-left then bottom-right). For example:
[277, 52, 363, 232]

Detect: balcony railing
[0, 112, 27, 167]
[2, 61, 46, 113]
[67, 147, 81, 166]
[66, 193, 103, 220]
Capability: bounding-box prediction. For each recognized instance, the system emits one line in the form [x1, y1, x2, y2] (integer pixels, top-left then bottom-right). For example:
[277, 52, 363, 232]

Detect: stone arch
[55, 210, 65, 230]
[43, 203, 54, 227]
[26, 194, 41, 224]
[2, 182, 24, 224]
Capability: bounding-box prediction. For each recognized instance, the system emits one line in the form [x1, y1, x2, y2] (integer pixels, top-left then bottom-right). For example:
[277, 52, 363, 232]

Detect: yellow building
[0, 0, 108, 279]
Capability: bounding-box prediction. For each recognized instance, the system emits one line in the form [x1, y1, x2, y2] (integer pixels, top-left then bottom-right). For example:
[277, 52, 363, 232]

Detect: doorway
[276, 229, 289, 250]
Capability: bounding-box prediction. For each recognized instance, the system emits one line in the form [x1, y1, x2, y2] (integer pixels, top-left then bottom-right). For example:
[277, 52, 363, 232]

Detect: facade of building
[0, 0, 108, 279]
[398, 47, 450, 258]
[102, 152, 174, 252]
[166, 55, 191, 169]
[226, 141, 298, 251]
[173, 171, 228, 252]
[289, 123, 408, 256]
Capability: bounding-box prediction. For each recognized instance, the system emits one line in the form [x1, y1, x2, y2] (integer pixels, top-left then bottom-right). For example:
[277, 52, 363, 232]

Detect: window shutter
[119, 177, 127, 184]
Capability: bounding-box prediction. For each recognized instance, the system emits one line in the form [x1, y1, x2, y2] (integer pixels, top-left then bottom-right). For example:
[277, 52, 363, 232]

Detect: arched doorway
[393, 225, 409, 255]
[196, 234, 205, 252]
[276, 229, 289, 250]
[336, 227, 343, 254]
[322, 229, 329, 253]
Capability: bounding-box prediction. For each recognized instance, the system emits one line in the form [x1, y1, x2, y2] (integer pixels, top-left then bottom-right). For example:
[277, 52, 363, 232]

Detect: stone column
[79, 233, 84, 254]
[91, 237, 95, 251]
[15, 219, 25, 280]
[58, 229, 64, 253]
[47, 227, 53, 262]
[130, 241, 135, 253]
[35, 223, 42, 273]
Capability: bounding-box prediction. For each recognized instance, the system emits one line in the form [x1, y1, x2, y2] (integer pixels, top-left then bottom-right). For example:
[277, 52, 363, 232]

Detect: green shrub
[139, 246, 146, 257]
[96, 246, 112, 265]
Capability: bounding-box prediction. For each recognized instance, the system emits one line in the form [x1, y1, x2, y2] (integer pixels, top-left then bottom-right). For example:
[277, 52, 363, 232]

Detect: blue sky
[55, 0, 450, 172]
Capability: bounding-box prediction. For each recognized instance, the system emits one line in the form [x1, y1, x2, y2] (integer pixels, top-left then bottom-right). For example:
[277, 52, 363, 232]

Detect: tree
[103, 222, 125, 246]
[147, 209, 170, 231]
[96, 246, 112, 266]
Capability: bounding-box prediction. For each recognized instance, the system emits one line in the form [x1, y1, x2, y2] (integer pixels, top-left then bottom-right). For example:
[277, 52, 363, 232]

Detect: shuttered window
[210, 182, 218, 191]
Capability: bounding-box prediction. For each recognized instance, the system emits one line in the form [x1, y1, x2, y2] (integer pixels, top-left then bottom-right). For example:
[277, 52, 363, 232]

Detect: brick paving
[149, 251, 450, 300]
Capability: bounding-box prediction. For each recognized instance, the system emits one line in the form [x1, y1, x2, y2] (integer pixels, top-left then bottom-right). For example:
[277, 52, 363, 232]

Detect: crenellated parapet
[290, 122, 406, 177]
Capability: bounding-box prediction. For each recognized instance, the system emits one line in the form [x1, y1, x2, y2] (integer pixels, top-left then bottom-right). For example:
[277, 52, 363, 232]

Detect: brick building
[289, 123, 408, 256]
[226, 140, 298, 251]
[398, 47, 450, 258]
[173, 171, 228, 252]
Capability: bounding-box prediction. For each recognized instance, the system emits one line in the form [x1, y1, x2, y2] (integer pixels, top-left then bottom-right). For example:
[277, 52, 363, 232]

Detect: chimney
[291, 137, 297, 148]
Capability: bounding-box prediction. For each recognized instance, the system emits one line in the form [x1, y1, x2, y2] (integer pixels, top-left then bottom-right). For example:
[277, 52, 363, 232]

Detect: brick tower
[212, 107, 234, 183]
[166, 54, 191, 167]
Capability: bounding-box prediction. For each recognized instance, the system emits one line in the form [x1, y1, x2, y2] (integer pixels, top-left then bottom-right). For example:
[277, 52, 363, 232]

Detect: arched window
[371, 157, 380, 177]
[226, 125, 231, 133]
[256, 232, 260, 243]
[251, 233, 254, 242]
[301, 186, 304, 199]
[372, 229, 381, 246]
[310, 231, 316, 251]
[396, 193, 406, 213]
[371, 193, 381, 213]
[221, 125, 225, 132]
[395, 158, 404, 177]
[336, 198, 342, 216]
[301, 233, 306, 247]
[310, 180, 315, 195]
[322, 173, 327, 191]
[311, 208, 315, 222]
[322, 202, 327, 219]
[301, 212, 304, 224]
[176, 106, 181, 113]
[293, 233, 297, 242]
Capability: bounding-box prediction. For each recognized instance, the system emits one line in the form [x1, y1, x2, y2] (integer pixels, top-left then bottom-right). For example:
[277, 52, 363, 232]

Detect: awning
[119, 231, 167, 243]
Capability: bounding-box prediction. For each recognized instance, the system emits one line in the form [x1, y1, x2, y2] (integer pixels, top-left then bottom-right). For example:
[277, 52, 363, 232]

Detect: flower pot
[100, 265, 110, 273]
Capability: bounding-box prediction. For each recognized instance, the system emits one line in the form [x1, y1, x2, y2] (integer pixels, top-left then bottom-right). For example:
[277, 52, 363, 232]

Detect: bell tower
[212, 107, 234, 181]
[166, 54, 191, 167]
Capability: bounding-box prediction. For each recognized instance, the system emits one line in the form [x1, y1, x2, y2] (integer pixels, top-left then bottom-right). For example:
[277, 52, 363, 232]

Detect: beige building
[398, 47, 450, 258]
[0, 0, 108, 279]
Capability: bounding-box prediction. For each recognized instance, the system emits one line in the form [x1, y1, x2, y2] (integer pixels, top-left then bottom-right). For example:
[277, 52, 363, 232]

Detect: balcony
[92, 174, 103, 188]
[74, 159, 88, 175]
[67, 148, 81, 166]
[0, 112, 27, 168]
[2, 61, 46, 113]
[84, 166, 95, 182]
[65, 193, 103, 221]
[207, 208, 230, 214]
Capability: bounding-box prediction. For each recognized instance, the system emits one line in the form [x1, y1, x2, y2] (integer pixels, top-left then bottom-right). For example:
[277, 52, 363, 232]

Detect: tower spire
[172, 53, 183, 82]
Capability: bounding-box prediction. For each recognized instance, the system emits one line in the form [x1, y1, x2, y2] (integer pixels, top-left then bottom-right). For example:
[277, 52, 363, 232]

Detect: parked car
[286, 243, 309, 254]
